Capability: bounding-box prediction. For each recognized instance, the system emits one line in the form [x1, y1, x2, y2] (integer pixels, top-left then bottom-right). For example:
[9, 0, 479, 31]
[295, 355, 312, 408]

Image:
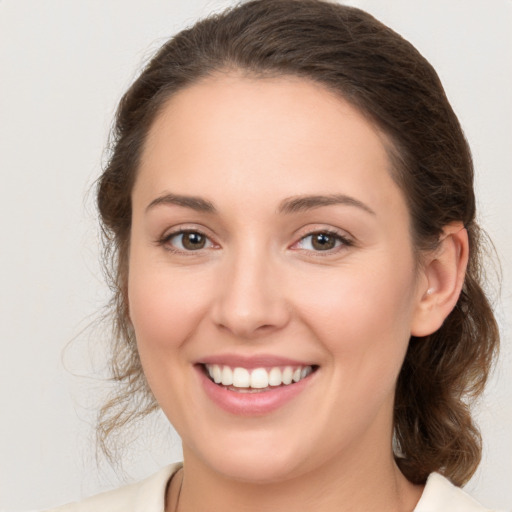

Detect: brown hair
[96, 0, 499, 485]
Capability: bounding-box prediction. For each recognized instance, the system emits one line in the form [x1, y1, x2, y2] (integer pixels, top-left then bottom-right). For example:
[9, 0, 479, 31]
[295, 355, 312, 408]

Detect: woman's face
[128, 74, 428, 482]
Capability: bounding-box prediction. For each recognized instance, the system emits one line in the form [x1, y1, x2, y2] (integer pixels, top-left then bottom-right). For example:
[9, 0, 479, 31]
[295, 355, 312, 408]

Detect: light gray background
[1, 0, 510, 510]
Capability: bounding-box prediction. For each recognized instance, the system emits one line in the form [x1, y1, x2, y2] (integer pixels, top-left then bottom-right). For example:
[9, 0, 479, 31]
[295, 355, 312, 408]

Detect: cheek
[291, 255, 417, 364]
[127, 261, 212, 357]
[126, 261, 217, 423]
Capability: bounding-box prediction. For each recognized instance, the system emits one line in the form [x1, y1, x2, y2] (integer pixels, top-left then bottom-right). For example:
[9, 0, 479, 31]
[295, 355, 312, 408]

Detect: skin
[128, 73, 468, 511]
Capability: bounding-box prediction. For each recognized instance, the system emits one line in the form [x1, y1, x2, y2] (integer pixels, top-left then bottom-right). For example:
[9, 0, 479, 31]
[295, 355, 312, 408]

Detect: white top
[46, 463, 503, 512]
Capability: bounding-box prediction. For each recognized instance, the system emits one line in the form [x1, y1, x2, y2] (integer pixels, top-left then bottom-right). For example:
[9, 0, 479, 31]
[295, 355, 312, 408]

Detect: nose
[211, 247, 291, 340]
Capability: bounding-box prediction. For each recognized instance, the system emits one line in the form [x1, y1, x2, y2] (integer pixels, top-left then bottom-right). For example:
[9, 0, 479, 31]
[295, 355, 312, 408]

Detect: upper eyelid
[157, 224, 354, 249]
[160, 224, 215, 241]
[291, 230, 353, 250]
[158, 229, 218, 254]
[292, 225, 354, 243]
[155, 225, 213, 251]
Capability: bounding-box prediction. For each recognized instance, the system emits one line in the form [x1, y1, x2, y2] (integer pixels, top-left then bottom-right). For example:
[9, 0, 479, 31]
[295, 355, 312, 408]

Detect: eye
[163, 230, 214, 251]
[295, 231, 351, 252]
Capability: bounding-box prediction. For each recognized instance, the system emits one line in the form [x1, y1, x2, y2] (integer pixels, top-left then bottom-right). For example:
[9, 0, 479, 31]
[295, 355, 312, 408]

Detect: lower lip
[197, 366, 315, 416]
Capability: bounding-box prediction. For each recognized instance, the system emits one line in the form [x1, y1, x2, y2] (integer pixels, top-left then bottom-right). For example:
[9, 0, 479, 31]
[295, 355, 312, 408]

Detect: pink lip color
[198, 354, 314, 369]
[196, 365, 315, 416]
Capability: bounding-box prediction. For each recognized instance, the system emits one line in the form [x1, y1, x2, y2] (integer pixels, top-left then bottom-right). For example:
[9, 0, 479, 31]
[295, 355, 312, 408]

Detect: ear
[411, 222, 469, 337]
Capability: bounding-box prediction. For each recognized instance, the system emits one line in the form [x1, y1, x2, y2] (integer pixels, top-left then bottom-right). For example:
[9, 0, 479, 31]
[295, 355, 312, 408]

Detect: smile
[197, 359, 319, 415]
[204, 364, 315, 392]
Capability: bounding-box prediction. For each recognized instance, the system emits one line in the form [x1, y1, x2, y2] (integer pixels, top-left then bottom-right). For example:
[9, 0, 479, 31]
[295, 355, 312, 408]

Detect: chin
[188, 428, 311, 484]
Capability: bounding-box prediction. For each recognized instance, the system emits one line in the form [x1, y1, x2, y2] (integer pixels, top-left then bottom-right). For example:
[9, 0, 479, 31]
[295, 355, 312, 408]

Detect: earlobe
[411, 223, 469, 337]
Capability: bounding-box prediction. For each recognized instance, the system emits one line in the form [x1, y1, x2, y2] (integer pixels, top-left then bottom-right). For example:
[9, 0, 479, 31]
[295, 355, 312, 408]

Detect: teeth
[232, 367, 250, 387]
[212, 365, 222, 384]
[221, 366, 233, 386]
[268, 367, 282, 386]
[301, 366, 312, 379]
[205, 364, 314, 389]
[250, 368, 269, 389]
[282, 366, 293, 385]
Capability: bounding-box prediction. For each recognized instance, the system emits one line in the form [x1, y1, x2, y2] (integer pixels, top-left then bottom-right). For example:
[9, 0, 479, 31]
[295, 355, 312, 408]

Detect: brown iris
[181, 231, 207, 250]
[311, 233, 337, 251]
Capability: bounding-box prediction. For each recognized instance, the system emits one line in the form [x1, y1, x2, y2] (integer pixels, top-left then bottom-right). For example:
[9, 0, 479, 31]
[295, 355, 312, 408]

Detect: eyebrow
[145, 192, 375, 216]
[146, 193, 217, 213]
[277, 194, 376, 216]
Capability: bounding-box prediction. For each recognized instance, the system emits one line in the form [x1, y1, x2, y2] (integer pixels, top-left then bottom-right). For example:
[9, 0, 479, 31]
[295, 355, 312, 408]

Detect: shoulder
[45, 463, 181, 512]
[414, 472, 503, 512]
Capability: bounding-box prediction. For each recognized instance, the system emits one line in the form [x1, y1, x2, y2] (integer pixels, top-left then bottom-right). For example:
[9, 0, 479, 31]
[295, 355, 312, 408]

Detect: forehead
[135, 73, 406, 220]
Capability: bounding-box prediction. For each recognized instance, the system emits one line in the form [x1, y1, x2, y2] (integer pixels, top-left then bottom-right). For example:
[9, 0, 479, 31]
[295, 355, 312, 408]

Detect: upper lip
[197, 354, 316, 369]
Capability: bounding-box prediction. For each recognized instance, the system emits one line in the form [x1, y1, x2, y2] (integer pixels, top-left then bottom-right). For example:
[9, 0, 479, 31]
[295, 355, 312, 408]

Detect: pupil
[183, 232, 205, 250]
[312, 233, 335, 250]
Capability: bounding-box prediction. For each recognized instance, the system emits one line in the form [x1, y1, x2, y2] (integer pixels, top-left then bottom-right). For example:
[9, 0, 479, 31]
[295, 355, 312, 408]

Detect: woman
[49, 0, 501, 510]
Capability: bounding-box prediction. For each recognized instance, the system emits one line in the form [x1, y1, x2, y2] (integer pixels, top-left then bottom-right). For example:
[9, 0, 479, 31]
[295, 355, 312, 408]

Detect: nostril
[256, 324, 275, 332]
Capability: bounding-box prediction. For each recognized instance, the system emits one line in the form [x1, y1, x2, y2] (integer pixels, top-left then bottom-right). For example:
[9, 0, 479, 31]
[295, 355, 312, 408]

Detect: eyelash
[157, 229, 216, 254]
[157, 228, 353, 255]
[293, 229, 353, 255]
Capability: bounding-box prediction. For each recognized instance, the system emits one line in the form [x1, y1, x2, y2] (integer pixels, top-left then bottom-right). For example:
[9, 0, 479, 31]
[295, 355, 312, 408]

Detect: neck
[167, 445, 423, 512]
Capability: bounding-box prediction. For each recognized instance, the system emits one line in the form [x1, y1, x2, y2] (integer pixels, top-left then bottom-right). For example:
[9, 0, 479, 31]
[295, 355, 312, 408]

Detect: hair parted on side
[96, 0, 499, 486]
